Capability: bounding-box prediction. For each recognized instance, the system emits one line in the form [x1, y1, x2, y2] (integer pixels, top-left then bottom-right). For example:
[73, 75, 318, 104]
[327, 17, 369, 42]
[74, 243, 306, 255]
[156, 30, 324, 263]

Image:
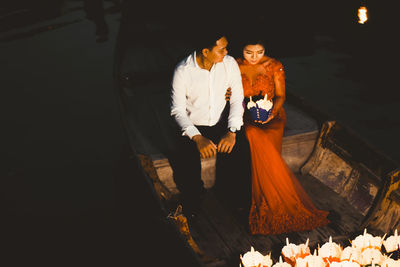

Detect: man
[168, 31, 251, 219]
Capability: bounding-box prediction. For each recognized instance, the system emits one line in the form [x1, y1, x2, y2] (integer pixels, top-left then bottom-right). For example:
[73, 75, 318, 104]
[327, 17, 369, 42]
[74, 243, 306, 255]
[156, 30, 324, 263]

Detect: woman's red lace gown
[238, 57, 329, 235]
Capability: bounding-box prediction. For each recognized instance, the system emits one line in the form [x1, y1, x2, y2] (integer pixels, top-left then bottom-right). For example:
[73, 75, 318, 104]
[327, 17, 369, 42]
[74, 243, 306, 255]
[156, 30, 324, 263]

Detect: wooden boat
[113, 7, 400, 267]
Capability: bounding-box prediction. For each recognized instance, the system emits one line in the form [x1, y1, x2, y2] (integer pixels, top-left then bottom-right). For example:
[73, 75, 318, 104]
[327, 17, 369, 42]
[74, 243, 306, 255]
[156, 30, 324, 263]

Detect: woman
[236, 38, 330, 235]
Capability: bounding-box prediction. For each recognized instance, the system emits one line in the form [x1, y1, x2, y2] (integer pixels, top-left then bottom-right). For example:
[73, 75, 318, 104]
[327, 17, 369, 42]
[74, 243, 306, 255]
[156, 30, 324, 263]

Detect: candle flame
[358, 6, 368, 24]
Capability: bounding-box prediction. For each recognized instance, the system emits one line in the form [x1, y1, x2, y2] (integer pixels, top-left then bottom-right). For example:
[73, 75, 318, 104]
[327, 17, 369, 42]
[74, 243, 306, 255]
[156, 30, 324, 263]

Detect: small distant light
[358, 6, 368, 24]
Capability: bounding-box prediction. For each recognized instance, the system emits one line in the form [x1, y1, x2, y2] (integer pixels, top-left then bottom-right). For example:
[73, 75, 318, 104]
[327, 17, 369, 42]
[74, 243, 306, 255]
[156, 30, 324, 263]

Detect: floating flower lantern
[318, 236, 343, 265]
[381, 257, 400, 267]
[359, 247, 385, 266]
[298, 239, 311, 259]
[352, 229, 385, 251]
[282, 238, 299, 266]
[340, 246, 362, 264]
[262, 252, 273, 267]
[282, 238, 310, 266]
[330, 259, 360, 267]
[272, 256, 291, 267]
[295, 250, 325, 267]
[240, 246, 273, 267]
[383, 230, 400, 254]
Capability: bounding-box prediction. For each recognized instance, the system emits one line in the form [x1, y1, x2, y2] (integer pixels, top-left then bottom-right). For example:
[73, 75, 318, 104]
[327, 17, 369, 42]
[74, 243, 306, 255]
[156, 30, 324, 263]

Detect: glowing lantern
[262, 252, 273, 267]
[282, 238, 310, 266]
[358, 6, 368, 24]
[360, 247, 385, 266]
[295, 250, 325, 267]
[240, 246, 273, 267]
[352, 229, 385, 251]
[330, 259, 360, 267]
[272, 256, 291, 267]
[318, 236, 343, 265]
[381, 257, 400, 267]
[383, 229, 400, 253]
[297, 239, 311, 259]
[340, 246, 362, 264]
[282, 238, 299, 266]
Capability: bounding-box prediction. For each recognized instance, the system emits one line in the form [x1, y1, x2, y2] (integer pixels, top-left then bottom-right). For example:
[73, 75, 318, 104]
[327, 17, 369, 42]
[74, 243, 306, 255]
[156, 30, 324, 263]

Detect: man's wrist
[228, 127, 237, 133]
[192, 134, 202, 142]
[227, 131, 236, 137]
[227, 127, 236, 137]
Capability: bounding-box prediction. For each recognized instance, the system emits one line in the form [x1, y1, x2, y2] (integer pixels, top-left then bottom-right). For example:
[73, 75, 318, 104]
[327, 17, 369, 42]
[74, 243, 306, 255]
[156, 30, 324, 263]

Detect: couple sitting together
[168, 28, 329, 235]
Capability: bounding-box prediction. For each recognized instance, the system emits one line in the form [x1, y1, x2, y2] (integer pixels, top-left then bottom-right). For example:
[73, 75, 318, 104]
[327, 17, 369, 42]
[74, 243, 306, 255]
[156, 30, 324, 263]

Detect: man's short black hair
[193, 23, 228, 55]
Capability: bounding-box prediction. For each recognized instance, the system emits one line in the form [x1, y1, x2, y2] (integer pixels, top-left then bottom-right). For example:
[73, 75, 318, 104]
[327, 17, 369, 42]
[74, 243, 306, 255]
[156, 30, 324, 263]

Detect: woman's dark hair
[239, 29, 266, 51]
[228, 27, 268, 58]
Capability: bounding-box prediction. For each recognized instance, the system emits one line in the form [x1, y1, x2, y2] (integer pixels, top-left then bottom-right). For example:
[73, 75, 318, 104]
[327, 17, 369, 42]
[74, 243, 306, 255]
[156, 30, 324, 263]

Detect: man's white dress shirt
[171, 52, 244, 139]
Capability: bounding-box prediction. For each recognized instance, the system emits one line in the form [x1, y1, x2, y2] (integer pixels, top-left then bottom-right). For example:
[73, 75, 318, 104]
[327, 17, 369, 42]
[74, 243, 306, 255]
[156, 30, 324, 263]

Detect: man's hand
[192, 135, 217, 159]
[217, 131, 236, 154]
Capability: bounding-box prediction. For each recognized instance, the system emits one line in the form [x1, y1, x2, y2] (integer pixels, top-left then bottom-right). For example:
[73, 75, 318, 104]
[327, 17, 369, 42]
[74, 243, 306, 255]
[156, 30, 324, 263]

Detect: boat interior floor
[118, 71, 377, 266]
[164, 172, 364, 267]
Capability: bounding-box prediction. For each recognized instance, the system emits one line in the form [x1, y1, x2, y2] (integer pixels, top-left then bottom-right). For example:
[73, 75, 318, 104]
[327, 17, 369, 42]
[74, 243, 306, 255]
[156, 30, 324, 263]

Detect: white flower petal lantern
[330, 259, 360, 267]
[381, 256, 400, 267]
[351, 229, 385, 252]
[272, 256, 291, 267]
[298, 239, 311, 259]
[295, 250, 325, 267]
[281, 238, 310, 266]
[282, 238, 300, 266]
[360, 247, 385, 266]
[341, 246, 362, 264]
[384, 229, 400, 253]
[318, 236, 343, 265]
[352, 229, 374, 250]
[241, 246, 273, 267]
[262, 252, 273, 267]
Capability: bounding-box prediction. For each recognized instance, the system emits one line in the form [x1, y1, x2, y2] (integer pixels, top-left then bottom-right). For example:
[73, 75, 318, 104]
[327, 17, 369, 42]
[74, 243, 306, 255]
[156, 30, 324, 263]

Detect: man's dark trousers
[167, 118, 251, 214]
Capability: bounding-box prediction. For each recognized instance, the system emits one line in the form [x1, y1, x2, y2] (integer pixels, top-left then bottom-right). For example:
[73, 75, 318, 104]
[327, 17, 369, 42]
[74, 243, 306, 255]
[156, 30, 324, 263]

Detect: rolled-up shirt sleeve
[170, 66, 201, 139]
[227, 59, 244, 130]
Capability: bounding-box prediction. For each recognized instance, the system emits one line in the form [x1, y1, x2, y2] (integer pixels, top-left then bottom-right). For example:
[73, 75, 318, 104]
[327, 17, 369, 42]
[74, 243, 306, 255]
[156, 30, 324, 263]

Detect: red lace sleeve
[273, 60, 285, 81]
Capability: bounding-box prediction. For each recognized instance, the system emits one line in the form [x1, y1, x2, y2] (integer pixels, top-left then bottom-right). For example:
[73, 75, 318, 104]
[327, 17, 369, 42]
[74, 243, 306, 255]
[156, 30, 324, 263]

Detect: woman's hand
[192, 135, 217, 158]
[217, 131, 236, 153]
[256, 114, 274, 124]
[255, 109, 278, 124]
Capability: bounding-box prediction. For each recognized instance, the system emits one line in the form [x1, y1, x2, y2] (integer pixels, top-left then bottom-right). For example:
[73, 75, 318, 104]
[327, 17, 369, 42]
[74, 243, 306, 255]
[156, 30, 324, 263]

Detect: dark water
[0, 1, 398, 266]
